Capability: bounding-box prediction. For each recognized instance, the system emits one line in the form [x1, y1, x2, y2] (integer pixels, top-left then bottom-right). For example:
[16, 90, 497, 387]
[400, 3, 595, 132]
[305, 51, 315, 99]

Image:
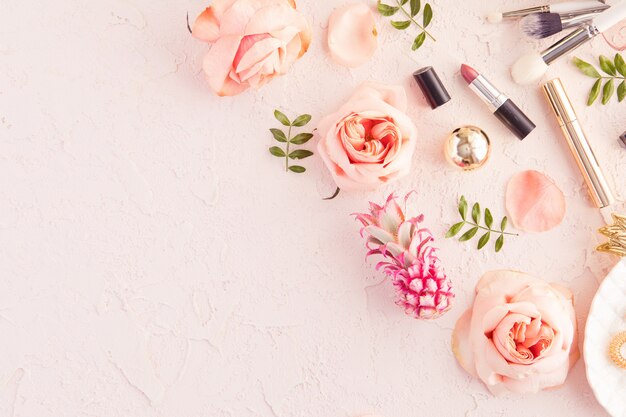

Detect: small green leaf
[269, 146, 285, 157]
[459, 196, 468, 220]
[573, 57, 601, 78]
[288, 165, 306, 173]
[423, 3, 433, 27]
[602, 79, 615, 105]
[290, 133, 313, 144]
[618, 80, 626, 103]
[459, 226, 479, 242]
[484, 208, 493, 229]
[274, 110, 291, 126]
[400, 0, 408, 4]
[377, 1, 399, 16]
[471, 203, 480, 223]
[477, 232, 491, 250]
[588, 79, 601, 106]
[391, 20, 411, 30]
[615, 53, 626, 77]
[495, 234, 504, 252]
[412, 32, 426, 51]
[500, 216, 508, 231]
[270, 128, 287, 142]
[292, 114, 312, 127]
[289, 149, 314, 160]
[599, 55, 616, 76]
[445, 221, 465, 238]
[410, 0, 421, 17]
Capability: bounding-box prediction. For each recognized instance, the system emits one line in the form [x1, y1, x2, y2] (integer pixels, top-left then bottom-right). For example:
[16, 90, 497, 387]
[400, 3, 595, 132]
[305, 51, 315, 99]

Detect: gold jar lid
[444, 126, 491, 171]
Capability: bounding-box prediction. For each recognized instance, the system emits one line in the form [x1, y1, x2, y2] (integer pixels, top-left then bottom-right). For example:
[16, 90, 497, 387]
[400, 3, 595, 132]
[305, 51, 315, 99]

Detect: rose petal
[192, 0, 239, 42]
[452, 308, 477, 376]
[202, 35, 249, 96]
[505, 170, 566, 232]
[327, 3, 378, 67]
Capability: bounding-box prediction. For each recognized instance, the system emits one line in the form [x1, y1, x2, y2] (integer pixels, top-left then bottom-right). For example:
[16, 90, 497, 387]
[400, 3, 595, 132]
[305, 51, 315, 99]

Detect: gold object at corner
[597, 213, 626, 257]
[609, 331, 626, 370]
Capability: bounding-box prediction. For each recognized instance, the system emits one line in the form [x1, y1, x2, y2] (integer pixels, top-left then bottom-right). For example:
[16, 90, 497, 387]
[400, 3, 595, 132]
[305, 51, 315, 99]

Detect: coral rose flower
[192, 0, 312, 96]
[452, 270, 579, 395]
[317, 82, 417, 191]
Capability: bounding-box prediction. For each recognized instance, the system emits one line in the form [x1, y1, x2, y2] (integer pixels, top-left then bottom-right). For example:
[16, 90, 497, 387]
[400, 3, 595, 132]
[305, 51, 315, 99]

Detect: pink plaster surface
[0, 1, 624, 416]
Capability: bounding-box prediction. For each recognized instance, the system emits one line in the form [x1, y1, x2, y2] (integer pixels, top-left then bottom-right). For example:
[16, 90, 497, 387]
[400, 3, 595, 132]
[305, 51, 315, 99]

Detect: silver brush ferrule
[561, 13, 596, 30]
[502, 5, 550, 18]
[540, 25, 598, 64]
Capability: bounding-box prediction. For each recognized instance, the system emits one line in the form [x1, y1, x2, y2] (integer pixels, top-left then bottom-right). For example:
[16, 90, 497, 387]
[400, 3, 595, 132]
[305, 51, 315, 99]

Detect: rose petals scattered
[505, 170, 566, 232]
[327, 3, 377, 67]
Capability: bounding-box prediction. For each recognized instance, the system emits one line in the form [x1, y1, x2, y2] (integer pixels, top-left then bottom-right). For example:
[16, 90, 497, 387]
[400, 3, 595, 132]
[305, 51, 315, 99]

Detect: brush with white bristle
[512, 1, 626, 85]
[521, 12, 597, 39]
[487, 0, 609, 23]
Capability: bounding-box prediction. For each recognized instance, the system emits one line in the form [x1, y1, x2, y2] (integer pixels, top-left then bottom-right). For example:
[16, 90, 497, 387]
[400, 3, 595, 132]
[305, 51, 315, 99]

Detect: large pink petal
[327, 3, 378, 67]
[452, 308, 477, 376]
[202, 35, 248, 96]
[243, 3, 312, 59]
[192, 0, 239, 42]
[233, 34, 279, 74]
[506, 170, 566, 232]
[348, 82, 408, 112]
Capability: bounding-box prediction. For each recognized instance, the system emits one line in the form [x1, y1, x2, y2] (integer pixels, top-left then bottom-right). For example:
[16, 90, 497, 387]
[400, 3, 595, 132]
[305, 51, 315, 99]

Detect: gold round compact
[444, 126, 491, 171]
[609, 331, 626, 369]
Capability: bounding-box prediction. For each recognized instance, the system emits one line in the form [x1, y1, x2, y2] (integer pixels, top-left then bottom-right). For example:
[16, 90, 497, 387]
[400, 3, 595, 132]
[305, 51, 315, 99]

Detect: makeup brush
[511, 1, 626, 85]
[487, 0, 609, 23]
[521, 12, 597, 39]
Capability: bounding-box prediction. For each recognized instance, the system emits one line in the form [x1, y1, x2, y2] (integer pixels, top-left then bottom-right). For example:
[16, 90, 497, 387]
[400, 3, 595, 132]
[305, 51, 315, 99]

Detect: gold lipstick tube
[542, 78, 614, 208]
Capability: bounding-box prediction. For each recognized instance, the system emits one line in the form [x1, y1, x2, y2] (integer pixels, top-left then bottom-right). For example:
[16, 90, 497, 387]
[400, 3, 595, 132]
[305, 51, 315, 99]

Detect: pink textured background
[1, 1, 625, 416]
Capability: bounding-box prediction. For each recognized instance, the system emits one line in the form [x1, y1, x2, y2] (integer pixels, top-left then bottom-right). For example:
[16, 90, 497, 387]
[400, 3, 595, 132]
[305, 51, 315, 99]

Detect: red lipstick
[461, 64, 536, 140]
[460, 64, 479, 84]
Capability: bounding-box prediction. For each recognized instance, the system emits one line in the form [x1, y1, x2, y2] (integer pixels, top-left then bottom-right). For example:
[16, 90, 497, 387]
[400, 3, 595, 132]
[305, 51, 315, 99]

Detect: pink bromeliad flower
[354, 192, 454, 319]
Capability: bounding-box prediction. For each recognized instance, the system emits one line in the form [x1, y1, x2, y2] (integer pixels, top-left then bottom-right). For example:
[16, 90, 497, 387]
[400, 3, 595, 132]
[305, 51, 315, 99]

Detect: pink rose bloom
[317, 82, 417, 190]
[191, 0, 312, 96]
[452, 270, 579, 396]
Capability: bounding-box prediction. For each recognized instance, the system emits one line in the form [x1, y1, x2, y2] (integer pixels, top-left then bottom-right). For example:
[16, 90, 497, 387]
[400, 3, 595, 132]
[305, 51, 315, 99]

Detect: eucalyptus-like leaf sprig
[377, 0, 435, 51]
[573, 53, 626, 106]
[445, 196, 518, 253]
[269, 110, 314, 173]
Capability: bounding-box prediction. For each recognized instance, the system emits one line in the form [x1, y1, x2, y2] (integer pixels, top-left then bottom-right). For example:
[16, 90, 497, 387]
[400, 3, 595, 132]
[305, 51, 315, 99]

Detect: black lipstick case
[494, 100, 536, 140]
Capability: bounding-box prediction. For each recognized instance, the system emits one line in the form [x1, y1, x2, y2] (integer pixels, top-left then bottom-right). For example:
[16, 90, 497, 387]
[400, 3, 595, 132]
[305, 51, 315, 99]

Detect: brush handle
[550, 0, 610, 14]
[593, 1, 626, 32]
[561, 13, 596, 29]
[541, 26, 597, 64]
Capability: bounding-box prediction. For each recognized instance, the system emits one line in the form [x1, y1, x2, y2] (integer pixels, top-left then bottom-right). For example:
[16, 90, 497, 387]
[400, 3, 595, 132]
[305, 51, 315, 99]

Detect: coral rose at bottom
[452, 270, 579, 396]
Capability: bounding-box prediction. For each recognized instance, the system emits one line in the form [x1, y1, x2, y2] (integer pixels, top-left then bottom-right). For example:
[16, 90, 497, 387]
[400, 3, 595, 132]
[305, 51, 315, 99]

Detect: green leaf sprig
[573, 54, 626, 106]
[377, 0, 435, 52]
[445, 196, 518, 253]
[269, 110, 314, 173]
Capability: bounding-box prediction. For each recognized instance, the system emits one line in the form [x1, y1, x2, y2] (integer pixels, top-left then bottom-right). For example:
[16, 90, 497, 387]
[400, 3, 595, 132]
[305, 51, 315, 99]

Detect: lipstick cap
[413, 66, 451, 109]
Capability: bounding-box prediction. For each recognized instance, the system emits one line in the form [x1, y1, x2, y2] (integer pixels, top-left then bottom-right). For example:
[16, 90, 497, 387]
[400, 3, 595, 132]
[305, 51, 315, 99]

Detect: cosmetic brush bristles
[521, 13, 564, 38]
